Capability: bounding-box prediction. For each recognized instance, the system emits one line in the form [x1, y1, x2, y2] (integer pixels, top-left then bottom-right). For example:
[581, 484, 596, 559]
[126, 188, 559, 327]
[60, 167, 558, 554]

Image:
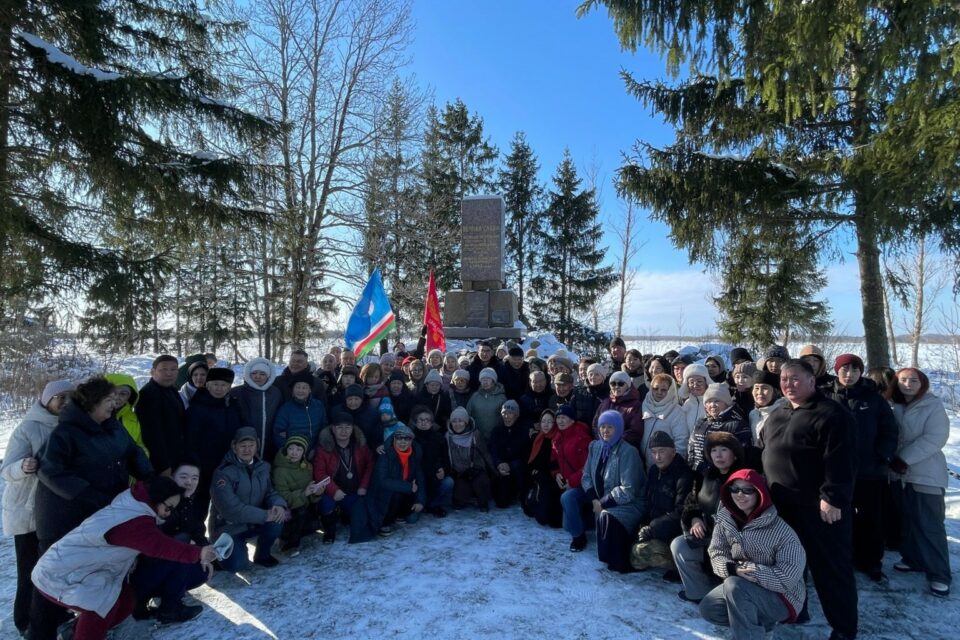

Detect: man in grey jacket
[210, 427, 287, 571]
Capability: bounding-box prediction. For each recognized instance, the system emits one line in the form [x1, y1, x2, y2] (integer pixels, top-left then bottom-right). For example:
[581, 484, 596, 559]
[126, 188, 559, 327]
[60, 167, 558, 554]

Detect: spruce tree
[1, 2, 276, 324]
[580, 0, 960, 367]
[498, 131, 545, 324]
[531, 151, 617, 345]
[421, 99, 498, 293]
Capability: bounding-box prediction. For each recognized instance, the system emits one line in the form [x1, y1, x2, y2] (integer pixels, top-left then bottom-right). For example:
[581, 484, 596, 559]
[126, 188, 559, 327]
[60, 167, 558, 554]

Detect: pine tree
[421, 99, 498, 293]
[531, 151, 617, 345]
[1, 2, 277, 322]
[714, 227, 831, 350]
[580, 0, 960, 367]
[498, 132, 545, 324]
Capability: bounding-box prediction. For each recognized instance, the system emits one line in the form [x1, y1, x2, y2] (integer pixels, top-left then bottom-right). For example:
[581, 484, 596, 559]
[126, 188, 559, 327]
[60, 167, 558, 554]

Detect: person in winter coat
[680, 363, 710, 432]
[209, 428, 287, 571]
[185, 367, 242, 526]
[104, 373, 149, 457]
[415, 369, 453, 427]
[704, 356, 727, 385]
[524, 409, 562, 528]
[365, 424, 426, 537]
[411, 406, 453, 517]
[622, 349, 647, 392]
[761, 359, 857, 640]
[671, 355, 691, 386]
[159, 461, 209, 546]
[445, 407, 496, 511]
[229, 358, 283, 462]
[699, 470, 806, 639]
[639, 374, 689, 470]
[582, 363, 610, 424]
[467, 340, 503, 391]
[406, 359, 428, 395]
[275, 349, 328, 406]
[671, 432, 746, 603]
[761, 345, 789, 375]
[687, 383, 752, 475]
[333, 383, 380, 449]
[630, 430, 694, 572]
[556, 405, 596, 552]
[730, 362, 757, 417]
[548, 372, 597, 423]
[312, 414, 374, 543]
[890, 367, 952, 598]
[829, 353, 899, 582]
[383, 369, 414, 423]
[1, 380, 72, 637]
[593, 371, 644, 449]
[799, 344, 836, 392]
[32, 477, 216, 639]
[581, 410, 645, 573]
[317, 353, 338, 390]
[272, 435, 328, 553]
[359, 362, 388, 410]
[327, 364, 360, 407]
[466, 367, 507, 445]
[607, 336, 627, 372]
[448, 369, 474, 410]
[748, 368, 787, 447]
[500, 345, 532, 400]
[273, 373, 327, 453]
[519, 370, 552, 424]
[490, 400, 531, 508]
[178, 361, 208, 408]
[136, 355, 186, 477]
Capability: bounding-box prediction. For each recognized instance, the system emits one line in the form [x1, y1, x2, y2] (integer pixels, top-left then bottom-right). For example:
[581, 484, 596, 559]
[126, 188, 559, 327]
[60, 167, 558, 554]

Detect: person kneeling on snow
[272, 435, 329, 553]
[311, 413, 374, 544]
[699, 470, 806, 637]
[363, 424, 426, 538]
[32, 477, 217, 639]
[210, 427, 288, 571]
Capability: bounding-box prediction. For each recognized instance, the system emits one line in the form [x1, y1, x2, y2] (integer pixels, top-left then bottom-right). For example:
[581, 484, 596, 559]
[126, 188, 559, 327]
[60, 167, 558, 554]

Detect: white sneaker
[930, 581, 950, 597]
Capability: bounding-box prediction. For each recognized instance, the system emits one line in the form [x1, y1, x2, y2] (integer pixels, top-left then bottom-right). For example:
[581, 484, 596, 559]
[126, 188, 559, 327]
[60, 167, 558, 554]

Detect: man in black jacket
[761, 359, 858, 640]
[136, 355, 186, 477]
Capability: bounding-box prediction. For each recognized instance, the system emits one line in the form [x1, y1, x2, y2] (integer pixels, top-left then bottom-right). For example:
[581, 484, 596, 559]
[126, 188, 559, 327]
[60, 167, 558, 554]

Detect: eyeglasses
[728, 486, 757, 496]
[609, 381, 626, 388]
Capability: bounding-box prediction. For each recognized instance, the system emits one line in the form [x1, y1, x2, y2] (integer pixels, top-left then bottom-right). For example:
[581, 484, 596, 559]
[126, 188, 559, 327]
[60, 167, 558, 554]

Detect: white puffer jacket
[891, 392, 950, 491]
[0, 403, 59, 535]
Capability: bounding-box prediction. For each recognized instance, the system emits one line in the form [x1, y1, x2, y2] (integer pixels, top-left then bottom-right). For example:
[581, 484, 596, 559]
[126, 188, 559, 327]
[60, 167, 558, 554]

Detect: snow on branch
[17, 32, 122, 82]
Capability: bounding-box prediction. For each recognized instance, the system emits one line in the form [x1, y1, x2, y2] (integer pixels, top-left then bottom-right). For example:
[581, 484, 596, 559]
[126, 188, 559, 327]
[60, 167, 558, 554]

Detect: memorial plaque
[488, 290, 518, 326]
[461, 196, 505, 284]
[464, 291, 490, 327]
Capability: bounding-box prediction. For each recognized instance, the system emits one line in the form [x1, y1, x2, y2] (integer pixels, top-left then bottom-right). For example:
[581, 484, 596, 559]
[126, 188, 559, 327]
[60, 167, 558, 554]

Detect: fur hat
[206, 367, 235, 384]
[752, 369, 781, 389]
[703, 382, 733, 405]
[834, 353, 864, 374]
[330, 411, 354, 425]
[479, 367, 498, 383]
[765, 345, 790, 361]
[41, 380, 74, 407]
[649, 430, 676, 449]
[424, 369, 443, 385]
[705, 431, 744, 462]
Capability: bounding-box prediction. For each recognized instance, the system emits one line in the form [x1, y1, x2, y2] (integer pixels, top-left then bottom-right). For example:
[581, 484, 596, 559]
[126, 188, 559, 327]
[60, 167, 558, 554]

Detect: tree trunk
[881, 271, 899, 367]
[854, 214, 891, 368]
[911, 238, 926, 368]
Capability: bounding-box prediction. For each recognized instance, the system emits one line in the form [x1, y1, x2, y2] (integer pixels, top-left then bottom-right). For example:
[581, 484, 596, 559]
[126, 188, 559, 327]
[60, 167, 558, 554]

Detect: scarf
[394, 443, 412, 480]
[528, 426, 558, 464]
[641, 379, 681, 420]
[446, 426, 477, 473]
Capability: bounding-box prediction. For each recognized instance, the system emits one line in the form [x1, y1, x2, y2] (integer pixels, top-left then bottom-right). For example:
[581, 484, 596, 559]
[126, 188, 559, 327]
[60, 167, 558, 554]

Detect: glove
[888, 457, 909, 474]
[420, 324, 428, 338]
[637, 526, 652, 542]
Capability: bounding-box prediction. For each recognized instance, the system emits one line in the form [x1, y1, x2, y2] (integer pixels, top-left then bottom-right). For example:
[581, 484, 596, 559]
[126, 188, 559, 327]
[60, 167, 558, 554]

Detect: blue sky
[405, 1, 874, 336]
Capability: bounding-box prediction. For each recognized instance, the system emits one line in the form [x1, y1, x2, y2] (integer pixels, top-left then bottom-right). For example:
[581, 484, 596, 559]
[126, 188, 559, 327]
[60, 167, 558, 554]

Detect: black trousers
[778, 502, 858, 638]
[14, 531, 40, 633]
[852, 477, 885, 572]
[29, 538, 71, 640]
[596, 511, 634, 573]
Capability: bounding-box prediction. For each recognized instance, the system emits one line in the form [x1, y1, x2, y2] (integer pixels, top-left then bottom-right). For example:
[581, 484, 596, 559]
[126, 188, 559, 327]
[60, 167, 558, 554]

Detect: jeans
[218, 521, 283, 571]
[560, 487, 591, 537]
[700, 576, 789, 640]
[319, 493, 361, 517]
[670, 534, 718, 600]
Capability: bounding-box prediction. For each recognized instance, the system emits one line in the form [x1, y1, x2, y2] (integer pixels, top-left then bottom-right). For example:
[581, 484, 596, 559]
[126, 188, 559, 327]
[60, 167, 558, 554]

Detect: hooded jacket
[104, 373, 149, 457]
[709, 469, 806, 621]
[209, 449, 286, 537]
[445, 413, 495, 476]
[466, 381, 507, 444]
[891, 390, 950, 490]
[639, 380, 689, 469]
[229, 358, 283, 451]
[368, 435, 427, 530]
[1, 402, 59, 535]
[272, 446, 317, 511]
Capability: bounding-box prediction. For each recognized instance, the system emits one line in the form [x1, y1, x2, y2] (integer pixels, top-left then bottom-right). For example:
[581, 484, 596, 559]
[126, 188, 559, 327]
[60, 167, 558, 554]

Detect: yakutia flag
[345, 269, 396, 358]
[423, 270, 446, 353]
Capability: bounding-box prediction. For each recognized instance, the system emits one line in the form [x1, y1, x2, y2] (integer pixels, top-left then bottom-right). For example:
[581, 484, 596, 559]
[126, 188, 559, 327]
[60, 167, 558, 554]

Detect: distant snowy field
[0, 336, 958, 639]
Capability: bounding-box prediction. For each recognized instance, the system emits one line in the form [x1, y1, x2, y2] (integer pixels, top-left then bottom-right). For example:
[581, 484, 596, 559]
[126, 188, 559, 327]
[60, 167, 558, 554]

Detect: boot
[156, 602, 203, 625]
[321, 513, 337, 544]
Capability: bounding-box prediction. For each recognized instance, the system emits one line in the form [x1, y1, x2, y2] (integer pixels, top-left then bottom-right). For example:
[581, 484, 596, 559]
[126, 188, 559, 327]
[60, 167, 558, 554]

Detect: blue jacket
[273, 397, 327, 452]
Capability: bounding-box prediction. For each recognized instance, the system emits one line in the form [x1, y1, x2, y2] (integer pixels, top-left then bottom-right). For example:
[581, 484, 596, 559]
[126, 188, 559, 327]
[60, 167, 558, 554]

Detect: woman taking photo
[889, 367, 951, 598]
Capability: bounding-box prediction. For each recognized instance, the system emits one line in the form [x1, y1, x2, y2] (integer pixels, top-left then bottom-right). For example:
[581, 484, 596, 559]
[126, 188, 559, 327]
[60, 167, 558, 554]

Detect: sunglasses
[395, 435, 413, 441]
[728, 486, 757, 496]
[609, 381, 626, 388]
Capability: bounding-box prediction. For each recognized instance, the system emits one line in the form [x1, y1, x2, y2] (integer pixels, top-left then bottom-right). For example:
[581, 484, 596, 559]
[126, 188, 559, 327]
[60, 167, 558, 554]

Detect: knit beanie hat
[479, 367, 498, 383]
[41, 380, 74, 407]
[392, 423, 414, 439]
[609, 371, 631, 386]
[798, 344, 824, 360]
[389, 369, 407, 383]
[339, 364, 360, 379]
[379, 353, 396, 366]
[450, 406, 470, 423]
[703, 382, 733, 405]
[765, 344, 790, 361]
[458, 356, 471, 368]
[586, 363, 607, 378]
[649, 430, 676, 449]
[427, 349, 443, 361]
[501, 399, 520, 415]
[424, 369, 443, 386]
[284, 434, 310, 453]
[207, 367, 236, 384]
[556, 404, 577, 421]
[147, 476, 184, 506]
[834, 354, 865, 374]
[729, 347, 754, 365]
[345, 383, 364, 399]
[732, 362, 757, 378]
[451, 369, 470, 382]
[379, 398, 396, 420]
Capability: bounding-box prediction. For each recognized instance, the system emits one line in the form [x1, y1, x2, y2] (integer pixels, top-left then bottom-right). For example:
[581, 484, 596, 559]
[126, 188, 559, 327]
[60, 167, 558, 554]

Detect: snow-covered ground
[0, 338, 958, 639]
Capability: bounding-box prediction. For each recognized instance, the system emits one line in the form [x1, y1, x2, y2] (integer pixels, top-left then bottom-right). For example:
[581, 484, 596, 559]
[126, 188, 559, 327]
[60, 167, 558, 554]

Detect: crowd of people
[1, 335, 953, 640]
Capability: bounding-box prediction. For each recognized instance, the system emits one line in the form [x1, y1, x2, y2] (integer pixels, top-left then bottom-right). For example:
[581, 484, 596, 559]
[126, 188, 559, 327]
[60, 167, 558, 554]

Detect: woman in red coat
[553, 405, 593, 552]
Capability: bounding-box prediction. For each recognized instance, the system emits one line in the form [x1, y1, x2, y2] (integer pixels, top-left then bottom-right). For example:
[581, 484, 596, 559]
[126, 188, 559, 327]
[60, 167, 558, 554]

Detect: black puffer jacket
[687, 404, 752, 475]
[642, 454, 694, 541]
[35, 403, 152, 542]
[829, 377, 898, 479]
[499, 361, 531, 400]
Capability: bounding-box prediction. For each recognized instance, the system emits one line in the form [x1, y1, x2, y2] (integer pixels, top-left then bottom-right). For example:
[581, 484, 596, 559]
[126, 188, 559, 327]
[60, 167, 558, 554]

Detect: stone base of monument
[444, 326, 524, 340]
[444, 290, 518, 327]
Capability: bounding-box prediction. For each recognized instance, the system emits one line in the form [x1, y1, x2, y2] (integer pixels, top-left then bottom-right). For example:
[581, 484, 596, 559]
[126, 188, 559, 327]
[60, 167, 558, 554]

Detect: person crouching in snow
[366, 424, 426, 537]
[446, 407, 496, 511]
[699, 470, 806, 638]
[31, 477, 217, 639]
[273, 435, 329, 553]
[312, 413, 373, 544]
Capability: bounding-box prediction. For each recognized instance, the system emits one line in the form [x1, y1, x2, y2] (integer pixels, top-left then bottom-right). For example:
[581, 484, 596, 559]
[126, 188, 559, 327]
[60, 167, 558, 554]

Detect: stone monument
[444, 195, 522, 339]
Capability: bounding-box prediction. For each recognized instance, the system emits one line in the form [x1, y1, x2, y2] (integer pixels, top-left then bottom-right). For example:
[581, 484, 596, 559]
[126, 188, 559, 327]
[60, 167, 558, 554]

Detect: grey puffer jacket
[209, 450, 286, 537]
[890, 392, 950, 491]
[1, 403, 59, 535]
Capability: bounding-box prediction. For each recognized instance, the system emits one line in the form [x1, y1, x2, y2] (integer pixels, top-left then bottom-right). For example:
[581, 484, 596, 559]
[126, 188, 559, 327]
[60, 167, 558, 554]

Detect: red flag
[423, 271, 446, 353]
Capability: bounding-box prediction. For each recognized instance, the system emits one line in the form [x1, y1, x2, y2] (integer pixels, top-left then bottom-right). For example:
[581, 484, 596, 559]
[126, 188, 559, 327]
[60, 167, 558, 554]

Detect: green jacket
[271, 450, 316, 510]
[104, 373, 149, 458]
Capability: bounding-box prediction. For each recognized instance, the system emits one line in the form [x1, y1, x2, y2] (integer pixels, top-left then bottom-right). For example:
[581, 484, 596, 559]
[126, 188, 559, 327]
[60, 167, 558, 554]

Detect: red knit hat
[833, 353, 864, 374]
